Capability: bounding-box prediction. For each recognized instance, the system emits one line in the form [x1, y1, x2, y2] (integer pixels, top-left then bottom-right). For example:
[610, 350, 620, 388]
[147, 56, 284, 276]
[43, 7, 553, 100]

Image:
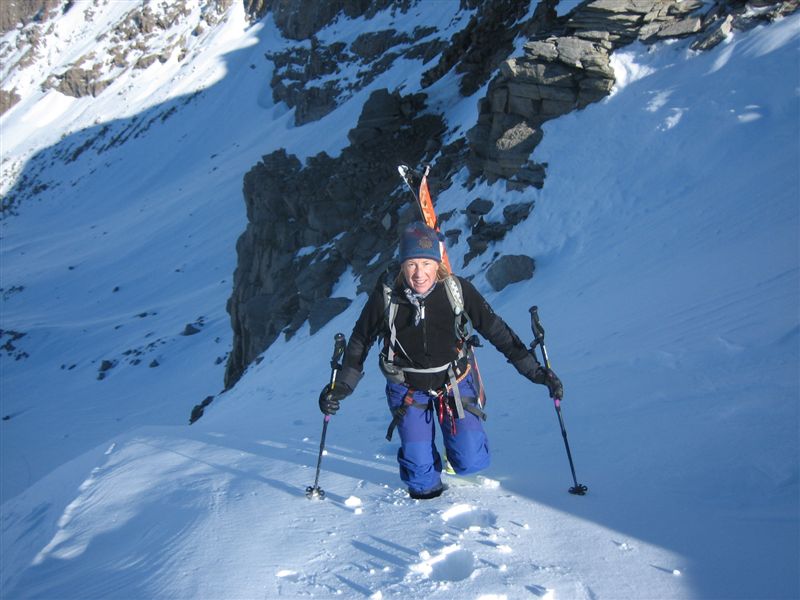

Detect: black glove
[318, 382, 351, 415]
[533, 367, 564, 400]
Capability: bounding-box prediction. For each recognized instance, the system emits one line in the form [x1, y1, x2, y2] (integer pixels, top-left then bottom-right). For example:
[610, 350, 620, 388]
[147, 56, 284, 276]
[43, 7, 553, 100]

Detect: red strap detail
[436, 391, 457, 436]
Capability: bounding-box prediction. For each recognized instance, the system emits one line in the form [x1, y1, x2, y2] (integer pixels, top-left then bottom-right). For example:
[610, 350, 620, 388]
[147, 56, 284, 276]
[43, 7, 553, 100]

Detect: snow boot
[409, 482, 446, 500]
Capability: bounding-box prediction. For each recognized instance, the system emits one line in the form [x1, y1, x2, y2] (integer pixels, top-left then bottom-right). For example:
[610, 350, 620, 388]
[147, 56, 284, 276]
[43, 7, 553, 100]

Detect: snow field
[1, 4, 798, 600]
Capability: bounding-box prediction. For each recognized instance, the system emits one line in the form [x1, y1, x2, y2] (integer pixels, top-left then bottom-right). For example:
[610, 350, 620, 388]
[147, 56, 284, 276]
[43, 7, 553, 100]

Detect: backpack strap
[384, 282, 399, 363]
[443, 275, 487, 407]
[443, 275, 464, 315]
[443, 276, 471, 342]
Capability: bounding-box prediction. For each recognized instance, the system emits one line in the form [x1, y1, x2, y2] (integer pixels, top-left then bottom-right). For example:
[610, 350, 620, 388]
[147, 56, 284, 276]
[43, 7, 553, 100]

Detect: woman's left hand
[534, 367, 563, 400]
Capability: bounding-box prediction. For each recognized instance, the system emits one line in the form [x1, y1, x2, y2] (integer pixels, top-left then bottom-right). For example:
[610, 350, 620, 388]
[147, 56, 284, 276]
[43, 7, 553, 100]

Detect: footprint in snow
[411, 544, 475, 581]
[440, 503, 497, 530]
[275, 569, 301, 582]
[408, 505, 503, 583]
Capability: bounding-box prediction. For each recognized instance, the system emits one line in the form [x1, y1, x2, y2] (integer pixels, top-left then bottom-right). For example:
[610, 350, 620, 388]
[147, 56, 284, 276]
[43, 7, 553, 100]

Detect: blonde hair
[436, 261, 452, 280]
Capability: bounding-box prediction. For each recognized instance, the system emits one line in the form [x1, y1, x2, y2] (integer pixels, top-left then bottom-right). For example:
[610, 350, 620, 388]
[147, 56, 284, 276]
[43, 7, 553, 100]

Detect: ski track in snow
[270, 484, 571, 599]
[266, 476, 683, 600]
[1, 427, 690, 599]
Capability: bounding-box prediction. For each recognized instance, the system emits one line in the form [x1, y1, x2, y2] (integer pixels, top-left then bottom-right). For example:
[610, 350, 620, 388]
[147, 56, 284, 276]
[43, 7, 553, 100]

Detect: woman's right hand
[318, 383, 351, 415]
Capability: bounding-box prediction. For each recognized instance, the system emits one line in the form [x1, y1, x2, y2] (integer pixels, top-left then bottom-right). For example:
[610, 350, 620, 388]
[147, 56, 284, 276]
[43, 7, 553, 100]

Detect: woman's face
[402, 258, 439, 294]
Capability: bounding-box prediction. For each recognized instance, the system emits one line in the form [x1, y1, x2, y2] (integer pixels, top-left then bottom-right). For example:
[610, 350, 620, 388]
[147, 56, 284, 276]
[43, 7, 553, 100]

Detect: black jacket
[338, 275, 540, 392]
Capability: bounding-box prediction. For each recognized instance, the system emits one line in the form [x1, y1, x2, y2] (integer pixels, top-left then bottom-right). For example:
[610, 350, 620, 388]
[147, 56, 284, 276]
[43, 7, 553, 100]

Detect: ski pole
[306, 332, 347, 500]
[529, 306, 588, 496]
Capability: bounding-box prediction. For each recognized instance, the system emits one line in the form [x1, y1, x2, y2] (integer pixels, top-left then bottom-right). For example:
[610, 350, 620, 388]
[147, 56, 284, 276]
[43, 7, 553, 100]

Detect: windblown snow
[1, 3, 798, 599]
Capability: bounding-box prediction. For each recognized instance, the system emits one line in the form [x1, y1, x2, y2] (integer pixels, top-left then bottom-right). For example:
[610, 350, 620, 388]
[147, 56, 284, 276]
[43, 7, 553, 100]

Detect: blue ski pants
[386, 372, 489, 495]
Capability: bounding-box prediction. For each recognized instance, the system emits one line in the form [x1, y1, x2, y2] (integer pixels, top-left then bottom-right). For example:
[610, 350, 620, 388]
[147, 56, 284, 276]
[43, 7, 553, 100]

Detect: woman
[319, 221, 563, 499]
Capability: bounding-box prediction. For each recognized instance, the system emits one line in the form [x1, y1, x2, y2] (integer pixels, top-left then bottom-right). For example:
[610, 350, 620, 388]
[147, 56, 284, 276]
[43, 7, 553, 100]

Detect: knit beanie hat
[399, 221, 442, 263]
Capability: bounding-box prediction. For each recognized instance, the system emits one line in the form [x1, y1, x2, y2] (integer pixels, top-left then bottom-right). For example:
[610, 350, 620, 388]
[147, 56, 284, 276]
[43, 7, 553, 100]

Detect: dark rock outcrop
[486, 254, 535, 291]
[245, 0, 397, 40]
[460, 199, 532, 267]
[224, 89, 445, 387]
[0, 88, 21, 116]
[466, 0, 718, 187]
[464, 198, 495, 227]
[0, 0, 62, 35]
[49, 66, 114, 98]
[465, 0, 798, 187]
[421, 0, 558, 96]
[25, 1, 233, 100]
[266, 24, 444, 125]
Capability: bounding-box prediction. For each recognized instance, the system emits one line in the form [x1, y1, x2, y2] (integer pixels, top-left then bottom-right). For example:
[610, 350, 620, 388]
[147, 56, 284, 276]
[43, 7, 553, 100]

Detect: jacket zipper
[421, 299, 428, 358]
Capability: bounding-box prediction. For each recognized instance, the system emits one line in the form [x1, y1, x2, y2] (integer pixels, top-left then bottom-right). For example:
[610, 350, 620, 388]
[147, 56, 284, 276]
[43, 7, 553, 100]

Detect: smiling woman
[402, 258, 440, 294]
[398, 221, 445, 294]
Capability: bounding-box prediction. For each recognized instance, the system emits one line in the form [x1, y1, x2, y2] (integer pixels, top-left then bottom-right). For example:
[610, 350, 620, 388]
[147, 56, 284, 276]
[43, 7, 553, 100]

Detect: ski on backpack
[397, 164, 420, 203]
[398, 164, 451, 272]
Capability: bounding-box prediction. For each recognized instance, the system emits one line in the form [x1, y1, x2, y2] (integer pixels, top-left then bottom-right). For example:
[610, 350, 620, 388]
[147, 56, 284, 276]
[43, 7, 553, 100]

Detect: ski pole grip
[331, 333, 346, 366]
[328, 333, 346, 392]
[529, 306, 545, 342]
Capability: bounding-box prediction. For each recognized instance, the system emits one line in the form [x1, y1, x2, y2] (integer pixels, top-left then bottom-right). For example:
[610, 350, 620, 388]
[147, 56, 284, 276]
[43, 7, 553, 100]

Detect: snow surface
[1, 3, 798, 599]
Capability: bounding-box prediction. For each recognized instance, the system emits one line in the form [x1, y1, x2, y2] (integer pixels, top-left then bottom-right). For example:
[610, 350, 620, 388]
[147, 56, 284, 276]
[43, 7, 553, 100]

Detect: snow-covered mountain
[1, 1, 798, 598]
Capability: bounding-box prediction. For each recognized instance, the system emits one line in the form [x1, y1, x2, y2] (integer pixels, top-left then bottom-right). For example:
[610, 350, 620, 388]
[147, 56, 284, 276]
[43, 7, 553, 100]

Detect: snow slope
[1, 4, 798, 600]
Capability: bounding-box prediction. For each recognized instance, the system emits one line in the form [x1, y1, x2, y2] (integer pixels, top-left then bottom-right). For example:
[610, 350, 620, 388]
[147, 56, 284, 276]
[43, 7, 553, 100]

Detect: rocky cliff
[224, 0, 797, 388]
[0, 0, 234, 119]
[225, 89, 444, 385]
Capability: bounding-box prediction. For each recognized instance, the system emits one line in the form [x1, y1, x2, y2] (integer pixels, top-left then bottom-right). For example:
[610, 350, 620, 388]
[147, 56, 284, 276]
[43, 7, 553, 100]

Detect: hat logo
[418, 238, 433, 249]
